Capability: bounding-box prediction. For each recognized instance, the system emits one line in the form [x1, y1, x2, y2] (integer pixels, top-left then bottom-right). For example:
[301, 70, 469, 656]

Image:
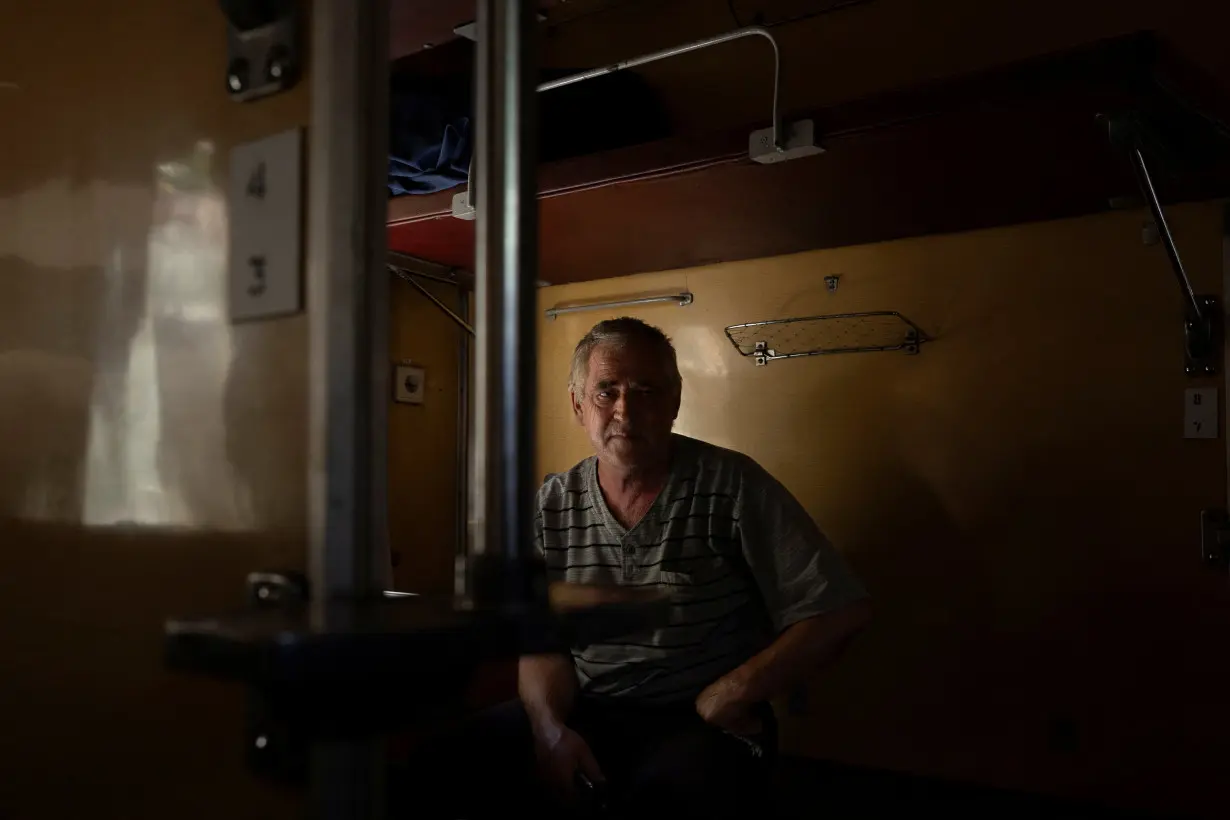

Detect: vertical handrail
[456, 287, 472, 598]
[470, 0, 541, 605]
[305, 1, 390, 818]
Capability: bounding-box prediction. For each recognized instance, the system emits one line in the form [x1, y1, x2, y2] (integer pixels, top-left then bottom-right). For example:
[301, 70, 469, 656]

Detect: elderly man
[413, 317, 869, 819]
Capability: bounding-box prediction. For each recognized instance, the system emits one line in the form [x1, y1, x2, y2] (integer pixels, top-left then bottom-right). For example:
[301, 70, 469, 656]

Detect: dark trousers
[402, 698, 777, 819]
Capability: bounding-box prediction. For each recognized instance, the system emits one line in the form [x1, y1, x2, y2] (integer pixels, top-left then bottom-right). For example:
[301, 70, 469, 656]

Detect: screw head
[266, 46, 290, 82]
[227, 58, 249, 93]
[1204, 365, 1216, 375]
[1186, 365, 1197, 375]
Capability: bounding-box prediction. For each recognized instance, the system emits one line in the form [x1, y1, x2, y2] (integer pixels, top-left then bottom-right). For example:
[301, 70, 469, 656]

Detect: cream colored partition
[0, 2, 308, 816]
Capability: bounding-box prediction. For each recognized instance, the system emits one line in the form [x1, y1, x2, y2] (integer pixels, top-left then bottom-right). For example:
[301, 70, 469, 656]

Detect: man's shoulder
[674, 434, 766, 489]
[536, 455, 594, 507]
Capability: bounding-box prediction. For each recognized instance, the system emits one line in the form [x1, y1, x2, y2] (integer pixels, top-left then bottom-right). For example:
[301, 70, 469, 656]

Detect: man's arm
[518, 653, 577, 735]
[522, 491, 577, 736]
[520, 481, 606, 792]
[737, 598, 872, 701]
[698, 459, 871, 732]
[697, 601, 871, 731]
[519, 653, 607, 791]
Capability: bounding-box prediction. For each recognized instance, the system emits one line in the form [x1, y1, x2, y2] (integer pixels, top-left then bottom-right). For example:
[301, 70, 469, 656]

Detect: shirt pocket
[656, 565, 731, 601]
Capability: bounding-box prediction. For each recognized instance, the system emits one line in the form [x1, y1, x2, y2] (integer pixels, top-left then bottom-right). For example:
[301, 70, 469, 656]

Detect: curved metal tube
[453, 27, 782, 216]
[537, 26, 782, 150]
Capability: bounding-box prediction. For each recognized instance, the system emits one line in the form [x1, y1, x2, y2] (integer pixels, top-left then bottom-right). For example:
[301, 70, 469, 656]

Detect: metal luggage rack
[724, 311, 931, 366]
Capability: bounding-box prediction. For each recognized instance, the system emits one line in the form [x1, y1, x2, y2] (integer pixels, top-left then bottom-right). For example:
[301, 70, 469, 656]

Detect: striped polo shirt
[535, 434, 867, 705]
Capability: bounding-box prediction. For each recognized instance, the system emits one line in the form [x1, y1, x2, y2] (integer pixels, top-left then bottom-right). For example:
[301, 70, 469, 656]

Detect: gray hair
[568, 317, 682, 397]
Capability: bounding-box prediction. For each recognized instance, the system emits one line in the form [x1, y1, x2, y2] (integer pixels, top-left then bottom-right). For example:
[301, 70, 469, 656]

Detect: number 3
[248, 254, 267, 297]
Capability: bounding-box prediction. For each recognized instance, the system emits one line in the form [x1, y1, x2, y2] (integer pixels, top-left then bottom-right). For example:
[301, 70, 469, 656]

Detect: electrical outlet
[748, 119, 825, 164]
[393, 364, 426, 405]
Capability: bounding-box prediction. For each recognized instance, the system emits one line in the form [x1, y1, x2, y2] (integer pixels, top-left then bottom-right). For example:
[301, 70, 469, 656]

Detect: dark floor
[773, 757, 1186, 820]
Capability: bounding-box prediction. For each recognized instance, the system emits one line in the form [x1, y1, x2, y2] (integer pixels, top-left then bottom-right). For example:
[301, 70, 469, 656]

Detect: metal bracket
[244, 570, 309, 787]
[733, 311, 928, 365]
[247, 569, 309, 608]
[1200, 509, 1230, 570]
[1107, 115, 1223, 376]
[220, 0, 301, 102]
[1184, 296, 1220, 377]
[753, 341, 774, 366]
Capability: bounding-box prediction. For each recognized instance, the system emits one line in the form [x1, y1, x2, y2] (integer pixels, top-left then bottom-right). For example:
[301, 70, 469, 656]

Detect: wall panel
[388, 278, 466, 595]
[0, 2, 308, 817]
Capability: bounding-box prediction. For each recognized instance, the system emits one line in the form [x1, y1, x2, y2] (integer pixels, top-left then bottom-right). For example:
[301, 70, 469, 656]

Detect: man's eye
[596, 391, 613, 400]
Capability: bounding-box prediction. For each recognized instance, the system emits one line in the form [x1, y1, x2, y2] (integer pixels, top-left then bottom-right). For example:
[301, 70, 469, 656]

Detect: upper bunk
[386, 19, 1230, 286]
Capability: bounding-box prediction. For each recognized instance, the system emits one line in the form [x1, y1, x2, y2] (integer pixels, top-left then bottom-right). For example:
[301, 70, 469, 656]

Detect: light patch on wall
[672, 323, 729, 381]
[80, 143, 246, 529]
[670, 323, 733, 446]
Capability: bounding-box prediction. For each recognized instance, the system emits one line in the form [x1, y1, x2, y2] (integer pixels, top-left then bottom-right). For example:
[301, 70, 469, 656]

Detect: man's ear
[671, 387, 682, 422]
[570, 389, 584, 423]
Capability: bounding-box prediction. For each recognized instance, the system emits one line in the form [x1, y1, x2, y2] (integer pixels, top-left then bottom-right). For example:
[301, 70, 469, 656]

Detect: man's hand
[695, 674, 763, 736]
[531, 720, 605, 804]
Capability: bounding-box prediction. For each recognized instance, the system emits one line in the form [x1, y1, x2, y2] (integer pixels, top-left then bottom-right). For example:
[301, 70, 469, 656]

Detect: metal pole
[305, 0, 389, 817]
[387, 249, 456, 276]
[456, 287, 472, 598]
[394, 269, 476, 336]
[470, 0, 540, 605]
[1128, 146, 1203, 323]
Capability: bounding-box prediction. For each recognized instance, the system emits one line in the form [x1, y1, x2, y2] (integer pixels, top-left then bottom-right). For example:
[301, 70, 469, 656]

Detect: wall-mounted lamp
[544, 292, 694, 320]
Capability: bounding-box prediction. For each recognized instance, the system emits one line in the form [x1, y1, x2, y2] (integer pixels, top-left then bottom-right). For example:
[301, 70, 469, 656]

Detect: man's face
[572, 340, 681, 470]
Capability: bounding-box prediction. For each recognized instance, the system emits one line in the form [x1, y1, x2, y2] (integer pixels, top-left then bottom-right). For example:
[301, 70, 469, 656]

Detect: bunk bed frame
[388, 31, 1230, 287]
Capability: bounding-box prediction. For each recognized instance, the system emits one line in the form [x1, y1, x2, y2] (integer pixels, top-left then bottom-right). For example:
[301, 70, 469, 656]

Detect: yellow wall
[0, 2, 305, 817]
[388, 278, 466, 595]
[536, 203, 1230, 817]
